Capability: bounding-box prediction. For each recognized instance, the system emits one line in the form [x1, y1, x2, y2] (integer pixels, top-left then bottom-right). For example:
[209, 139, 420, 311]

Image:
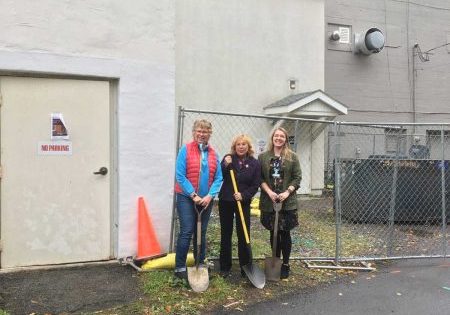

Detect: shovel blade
[242, 263, 266, 289]
[187, 266, 209, 292]
[264, 257, 282, 281]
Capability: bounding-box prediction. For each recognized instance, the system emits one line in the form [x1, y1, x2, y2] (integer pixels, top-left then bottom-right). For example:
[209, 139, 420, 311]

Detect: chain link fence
[172, 107, 450, 264]
[334, 123, 450, 261]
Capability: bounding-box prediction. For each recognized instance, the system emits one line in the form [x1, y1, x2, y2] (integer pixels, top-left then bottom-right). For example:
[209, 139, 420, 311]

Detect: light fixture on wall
[289, 79, 297, 90]
[330, 30, 340, 41]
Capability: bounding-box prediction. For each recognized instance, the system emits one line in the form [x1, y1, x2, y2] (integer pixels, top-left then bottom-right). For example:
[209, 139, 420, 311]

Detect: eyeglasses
[195, 129, 211, 135]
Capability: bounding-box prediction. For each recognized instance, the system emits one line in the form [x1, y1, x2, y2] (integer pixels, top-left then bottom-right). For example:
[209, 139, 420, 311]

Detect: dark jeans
[218, 199, 251, 271]
[270, 229, 292, 265]
[175, 193, 212, 272]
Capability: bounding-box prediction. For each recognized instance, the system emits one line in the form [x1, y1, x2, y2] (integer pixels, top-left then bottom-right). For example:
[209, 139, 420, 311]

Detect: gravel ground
[0, 262, 141, 315]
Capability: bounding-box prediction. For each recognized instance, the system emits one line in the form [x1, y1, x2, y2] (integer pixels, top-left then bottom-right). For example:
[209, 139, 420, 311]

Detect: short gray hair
[192, 119, 212, 133]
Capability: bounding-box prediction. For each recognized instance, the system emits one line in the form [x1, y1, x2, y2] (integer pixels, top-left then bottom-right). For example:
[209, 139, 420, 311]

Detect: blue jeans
[175, 193, 212, 271]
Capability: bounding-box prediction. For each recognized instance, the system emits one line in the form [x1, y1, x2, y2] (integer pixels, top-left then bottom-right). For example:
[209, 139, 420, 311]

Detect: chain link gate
[171, 107, 450, 269]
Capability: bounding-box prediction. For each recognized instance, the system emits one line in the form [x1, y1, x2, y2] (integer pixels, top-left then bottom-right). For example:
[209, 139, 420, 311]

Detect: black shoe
[174, 270, 188, 280]
[280, 264, 290, 279]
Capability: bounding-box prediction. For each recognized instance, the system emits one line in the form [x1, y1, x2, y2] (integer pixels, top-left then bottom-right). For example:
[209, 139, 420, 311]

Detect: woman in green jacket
[258, 127, 302, 279]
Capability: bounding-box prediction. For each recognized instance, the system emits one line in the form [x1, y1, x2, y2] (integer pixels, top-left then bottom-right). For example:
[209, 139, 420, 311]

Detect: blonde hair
[192, 119, 212, 133]
[267, 127, 294, 161]
[230, 134, 255, 157]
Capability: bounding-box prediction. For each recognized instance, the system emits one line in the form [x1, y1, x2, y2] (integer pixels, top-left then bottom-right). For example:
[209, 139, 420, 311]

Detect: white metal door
[0, 76, 111, 268]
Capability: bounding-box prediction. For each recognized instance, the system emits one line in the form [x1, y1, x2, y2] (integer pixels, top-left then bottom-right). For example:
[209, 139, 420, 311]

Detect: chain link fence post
[169, 106, 185, 252]
[387, 129, 400, 257]
[334, 122, 342, 265]
[292, 120, 299, 152]
[441, 125, 447, 258]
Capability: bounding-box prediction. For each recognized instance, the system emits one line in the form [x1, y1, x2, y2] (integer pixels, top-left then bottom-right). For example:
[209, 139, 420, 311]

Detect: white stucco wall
[176, 0, 325, 113]
[176, 0, 325, 200]
[0, 1, 175, 259]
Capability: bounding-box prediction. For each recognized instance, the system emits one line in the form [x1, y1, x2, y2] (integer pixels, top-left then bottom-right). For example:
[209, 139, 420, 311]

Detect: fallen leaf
[224, 301, 240, 308]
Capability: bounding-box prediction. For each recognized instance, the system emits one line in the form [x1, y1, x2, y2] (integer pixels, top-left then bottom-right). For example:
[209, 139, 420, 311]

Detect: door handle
[93, 167, 108, 175]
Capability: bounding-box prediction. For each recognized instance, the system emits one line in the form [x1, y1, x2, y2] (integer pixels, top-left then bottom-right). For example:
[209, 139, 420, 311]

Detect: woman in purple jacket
[218, 134, 262, 277]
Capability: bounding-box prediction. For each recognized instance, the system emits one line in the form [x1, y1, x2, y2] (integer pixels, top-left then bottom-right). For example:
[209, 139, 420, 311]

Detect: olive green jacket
[258, 151, 302, 212]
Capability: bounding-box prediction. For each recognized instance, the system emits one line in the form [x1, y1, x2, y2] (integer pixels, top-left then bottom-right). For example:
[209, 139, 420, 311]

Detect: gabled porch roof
[263, 89, 348, 119]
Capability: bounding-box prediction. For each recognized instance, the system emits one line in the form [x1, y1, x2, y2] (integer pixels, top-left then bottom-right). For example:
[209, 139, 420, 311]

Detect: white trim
[264, 90, 348, 117]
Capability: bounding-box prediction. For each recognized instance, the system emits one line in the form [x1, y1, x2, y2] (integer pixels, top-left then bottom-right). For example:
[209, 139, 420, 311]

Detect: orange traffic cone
[136, 196, 163, 260]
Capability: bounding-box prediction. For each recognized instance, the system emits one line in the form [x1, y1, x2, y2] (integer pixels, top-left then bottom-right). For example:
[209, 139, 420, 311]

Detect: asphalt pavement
[220, 258, 450, 315]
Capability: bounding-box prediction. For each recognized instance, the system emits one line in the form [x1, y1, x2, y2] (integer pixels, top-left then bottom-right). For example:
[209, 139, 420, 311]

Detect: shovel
[187, 204, 209, 292]
[229, 169, 266, 289]
[265, 200, 283, 281]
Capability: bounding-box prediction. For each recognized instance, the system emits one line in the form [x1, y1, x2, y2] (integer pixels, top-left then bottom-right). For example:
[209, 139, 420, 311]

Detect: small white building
[263, 90, 347, 195]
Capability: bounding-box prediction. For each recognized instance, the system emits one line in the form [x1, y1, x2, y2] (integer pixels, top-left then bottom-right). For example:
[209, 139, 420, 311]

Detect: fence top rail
[180, 107, 450, 127]
[180, 107, 337, 124]
[337, 121, 450, 127]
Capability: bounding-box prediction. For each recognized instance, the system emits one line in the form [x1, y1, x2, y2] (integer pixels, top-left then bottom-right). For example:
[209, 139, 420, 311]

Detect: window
[385, 128, 406, 155]
[426, 130, 450, 143]
[426, 130, 450, 159]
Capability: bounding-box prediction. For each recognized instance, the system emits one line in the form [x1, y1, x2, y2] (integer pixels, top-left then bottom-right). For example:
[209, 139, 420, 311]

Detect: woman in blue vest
[174, 119, 223, 280]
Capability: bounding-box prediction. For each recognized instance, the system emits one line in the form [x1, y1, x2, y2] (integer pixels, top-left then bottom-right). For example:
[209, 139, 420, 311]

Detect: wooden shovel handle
[194, 205, 204, 268]
[230, 169, 250, 244]
[195, 205, 205, 247]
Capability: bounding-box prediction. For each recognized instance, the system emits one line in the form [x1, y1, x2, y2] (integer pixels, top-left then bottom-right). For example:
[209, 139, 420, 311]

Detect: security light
[330, 30, 340, 41]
